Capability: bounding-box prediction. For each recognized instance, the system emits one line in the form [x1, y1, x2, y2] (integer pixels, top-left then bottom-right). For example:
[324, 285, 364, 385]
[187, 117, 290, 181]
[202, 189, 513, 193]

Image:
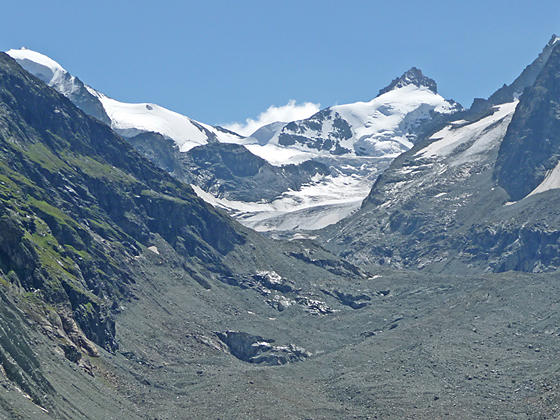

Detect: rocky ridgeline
[323, 37, 560, 274]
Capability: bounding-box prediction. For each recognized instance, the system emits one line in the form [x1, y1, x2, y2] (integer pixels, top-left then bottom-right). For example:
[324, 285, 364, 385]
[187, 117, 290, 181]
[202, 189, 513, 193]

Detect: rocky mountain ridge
[6, 48, 462, 232]
[322, 36, 560, 274]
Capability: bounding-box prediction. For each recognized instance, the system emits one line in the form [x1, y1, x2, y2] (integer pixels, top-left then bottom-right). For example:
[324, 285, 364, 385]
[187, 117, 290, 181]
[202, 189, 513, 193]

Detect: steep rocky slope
[495, 36, 560, 200]
[323, 37, 560, 274]
[0, 51, 352, 416]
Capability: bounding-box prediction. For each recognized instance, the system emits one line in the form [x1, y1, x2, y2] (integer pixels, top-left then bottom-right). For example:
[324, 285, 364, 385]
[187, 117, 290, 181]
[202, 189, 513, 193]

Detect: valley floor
[107, 252, 560, 419]
[7, 240, 558, 419]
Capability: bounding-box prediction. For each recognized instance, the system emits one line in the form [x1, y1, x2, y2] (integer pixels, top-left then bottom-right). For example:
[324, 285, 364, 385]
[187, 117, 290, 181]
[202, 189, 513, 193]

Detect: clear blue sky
[1, 0, 559, 126]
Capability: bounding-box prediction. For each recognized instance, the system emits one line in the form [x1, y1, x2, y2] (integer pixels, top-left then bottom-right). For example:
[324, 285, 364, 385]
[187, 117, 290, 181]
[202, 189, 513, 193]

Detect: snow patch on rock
[417, 101, 518, 161]
[528, 161, 560, 197]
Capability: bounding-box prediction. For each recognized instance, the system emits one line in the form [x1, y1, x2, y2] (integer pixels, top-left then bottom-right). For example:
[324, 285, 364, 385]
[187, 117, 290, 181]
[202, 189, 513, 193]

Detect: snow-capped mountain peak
[251, 70, 462, 163]
[377, 67, 438, 96]
[7, 47, 65, 74]
[6, 47, 245, 151]
[6, 47, 78, 96]
[548, 33, 560, 47]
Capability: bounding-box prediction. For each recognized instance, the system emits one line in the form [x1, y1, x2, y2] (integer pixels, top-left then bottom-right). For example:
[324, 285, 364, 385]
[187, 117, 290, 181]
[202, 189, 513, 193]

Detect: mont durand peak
[377, 66, 438, 96]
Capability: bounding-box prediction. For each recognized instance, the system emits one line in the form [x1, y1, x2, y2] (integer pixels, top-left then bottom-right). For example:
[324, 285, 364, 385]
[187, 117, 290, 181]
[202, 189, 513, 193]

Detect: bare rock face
[58, 309, 99, 357]
[495, 41, 560, 200]
[377, 67, 438, 96]
[215, 331, 311, 365]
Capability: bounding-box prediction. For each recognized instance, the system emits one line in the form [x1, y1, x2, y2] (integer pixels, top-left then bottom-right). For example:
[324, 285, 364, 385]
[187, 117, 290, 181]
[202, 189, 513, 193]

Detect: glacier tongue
[192, 155, 392, 232]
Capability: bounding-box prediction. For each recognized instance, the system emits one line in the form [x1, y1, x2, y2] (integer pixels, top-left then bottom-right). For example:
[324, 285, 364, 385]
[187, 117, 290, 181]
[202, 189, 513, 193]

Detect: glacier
[6, 47, 462, 232]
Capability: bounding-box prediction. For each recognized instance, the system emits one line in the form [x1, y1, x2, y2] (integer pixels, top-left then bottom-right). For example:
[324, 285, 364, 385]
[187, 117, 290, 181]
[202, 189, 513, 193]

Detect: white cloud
[223, 100, 320, 136]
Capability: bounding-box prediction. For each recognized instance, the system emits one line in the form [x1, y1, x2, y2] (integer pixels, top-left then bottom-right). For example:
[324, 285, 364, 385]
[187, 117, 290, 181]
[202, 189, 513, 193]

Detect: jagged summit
[547, 33, 560, 47]
[377, 67, 437, 96]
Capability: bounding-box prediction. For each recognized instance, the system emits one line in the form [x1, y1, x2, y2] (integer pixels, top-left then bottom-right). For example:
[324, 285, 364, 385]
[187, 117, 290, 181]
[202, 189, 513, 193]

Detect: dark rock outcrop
[215, 331, 311, 365]
[322, 289, 371, 309]
[378, 67, 438, 96]
[183, 142, 329, 202]
[495, 40, 560, 200]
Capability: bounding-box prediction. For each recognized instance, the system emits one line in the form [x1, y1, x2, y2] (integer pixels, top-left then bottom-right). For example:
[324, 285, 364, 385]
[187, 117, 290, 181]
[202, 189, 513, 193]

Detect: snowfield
[86, 88, 210, 152]
[418, 101, 518, 162]
[89, 89, 244, 151]
[7, 48, 80, 97]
